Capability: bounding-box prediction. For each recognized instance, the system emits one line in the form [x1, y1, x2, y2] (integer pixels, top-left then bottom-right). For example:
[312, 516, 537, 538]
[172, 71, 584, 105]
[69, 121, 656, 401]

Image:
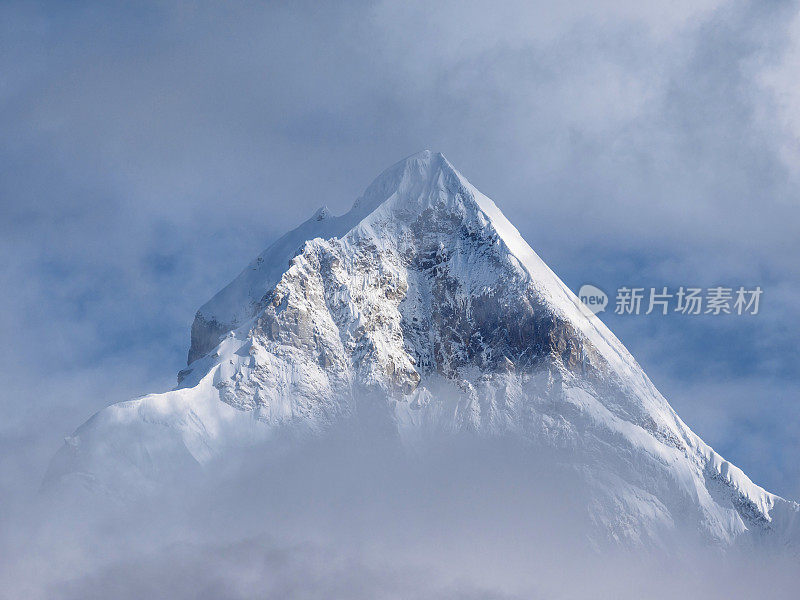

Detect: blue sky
[1, 0, 799, 500]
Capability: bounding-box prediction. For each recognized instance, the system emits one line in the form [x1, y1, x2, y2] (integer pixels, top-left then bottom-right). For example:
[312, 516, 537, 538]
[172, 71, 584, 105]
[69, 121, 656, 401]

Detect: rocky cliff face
[47, 151, 799, 549]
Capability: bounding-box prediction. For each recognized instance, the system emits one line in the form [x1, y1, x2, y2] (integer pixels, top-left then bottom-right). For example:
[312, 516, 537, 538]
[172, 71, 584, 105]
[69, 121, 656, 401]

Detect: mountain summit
[47, 151, 799, 547]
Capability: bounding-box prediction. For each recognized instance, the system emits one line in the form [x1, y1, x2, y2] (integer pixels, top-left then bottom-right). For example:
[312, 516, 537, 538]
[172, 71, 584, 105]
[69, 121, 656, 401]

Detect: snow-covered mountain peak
[47, 151, 800, 550]
[351, 150, 453, 213]
[189, 149, 603, 368]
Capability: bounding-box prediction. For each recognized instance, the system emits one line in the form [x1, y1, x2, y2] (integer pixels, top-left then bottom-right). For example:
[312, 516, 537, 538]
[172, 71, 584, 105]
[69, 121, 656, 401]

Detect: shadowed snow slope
[47, 151, 799, 549]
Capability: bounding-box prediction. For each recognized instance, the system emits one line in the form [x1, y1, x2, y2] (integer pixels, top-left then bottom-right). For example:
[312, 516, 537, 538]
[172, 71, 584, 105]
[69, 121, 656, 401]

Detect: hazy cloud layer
[4, 437, 800, 599]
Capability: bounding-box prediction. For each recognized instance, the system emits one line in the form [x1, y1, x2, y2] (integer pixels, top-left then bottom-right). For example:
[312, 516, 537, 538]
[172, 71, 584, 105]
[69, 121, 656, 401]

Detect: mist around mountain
[4, 151, 793, 598]
[3, 432, 799, 599]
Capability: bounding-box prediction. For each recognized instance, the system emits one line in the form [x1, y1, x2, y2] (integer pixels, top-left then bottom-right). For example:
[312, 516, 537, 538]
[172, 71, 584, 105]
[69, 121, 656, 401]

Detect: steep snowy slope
[47, 151, 799, 548]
